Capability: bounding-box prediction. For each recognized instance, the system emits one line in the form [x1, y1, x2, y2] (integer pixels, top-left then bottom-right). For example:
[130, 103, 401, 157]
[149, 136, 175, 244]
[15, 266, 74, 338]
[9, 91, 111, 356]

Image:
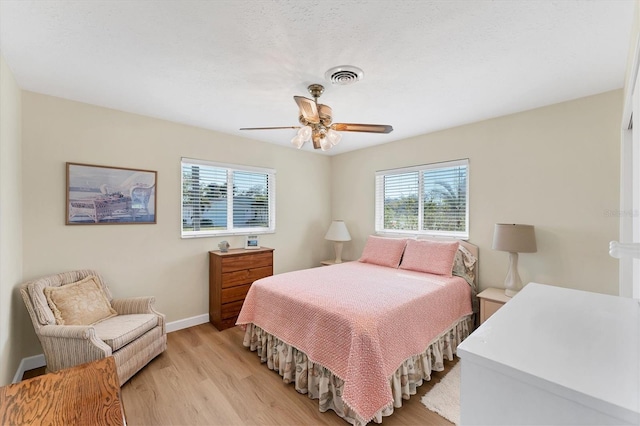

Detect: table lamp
[325, 220, 351, 263]
[492, 223, 537, 297]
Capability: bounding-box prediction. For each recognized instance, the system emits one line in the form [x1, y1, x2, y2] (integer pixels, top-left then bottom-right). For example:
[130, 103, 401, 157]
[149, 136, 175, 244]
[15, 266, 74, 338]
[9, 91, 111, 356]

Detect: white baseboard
[165, 313, 209, 333]
[12, 353, 46, 383]
[13, 313, 210, 383]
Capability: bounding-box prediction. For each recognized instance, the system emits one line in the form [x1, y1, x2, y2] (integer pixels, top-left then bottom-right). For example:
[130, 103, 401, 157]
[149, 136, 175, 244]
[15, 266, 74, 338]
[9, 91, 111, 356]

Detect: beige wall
[0, 55, 24, 385]
[19, 92, 332, 360]
[331, 90, 622, 296]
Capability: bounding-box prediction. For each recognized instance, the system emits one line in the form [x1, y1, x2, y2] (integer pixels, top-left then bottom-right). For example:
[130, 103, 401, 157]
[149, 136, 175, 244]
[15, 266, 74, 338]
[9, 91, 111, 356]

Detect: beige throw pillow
[44, 276, 117, 325]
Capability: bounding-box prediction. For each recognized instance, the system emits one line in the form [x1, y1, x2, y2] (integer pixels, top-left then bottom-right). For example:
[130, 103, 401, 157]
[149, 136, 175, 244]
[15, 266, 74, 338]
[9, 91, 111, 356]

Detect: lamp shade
[493, 224, 537, 253]
[325, 220, 351, 242]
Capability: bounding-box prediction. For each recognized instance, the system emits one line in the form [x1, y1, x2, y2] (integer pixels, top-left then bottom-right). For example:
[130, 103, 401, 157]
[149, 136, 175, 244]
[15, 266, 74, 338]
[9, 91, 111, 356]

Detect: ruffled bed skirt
[242, 315, 472, 425]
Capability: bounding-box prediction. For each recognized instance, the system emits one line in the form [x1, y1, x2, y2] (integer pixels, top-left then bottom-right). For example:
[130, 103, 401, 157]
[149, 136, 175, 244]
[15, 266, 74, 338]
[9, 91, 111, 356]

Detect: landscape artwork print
[66, 162, 157, 225]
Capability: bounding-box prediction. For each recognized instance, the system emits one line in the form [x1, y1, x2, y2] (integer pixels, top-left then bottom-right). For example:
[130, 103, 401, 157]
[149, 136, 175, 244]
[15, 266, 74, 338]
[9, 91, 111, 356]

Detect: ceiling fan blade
[331, 123, 393, 134]
[294, 96, 319, 124]
[240, 126, 300, 130]
[318, 104, 332, 126]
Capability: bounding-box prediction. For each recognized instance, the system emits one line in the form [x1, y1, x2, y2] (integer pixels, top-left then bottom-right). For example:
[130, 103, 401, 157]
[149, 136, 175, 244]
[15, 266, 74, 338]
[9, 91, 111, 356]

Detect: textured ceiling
[0, 0, 636, 155]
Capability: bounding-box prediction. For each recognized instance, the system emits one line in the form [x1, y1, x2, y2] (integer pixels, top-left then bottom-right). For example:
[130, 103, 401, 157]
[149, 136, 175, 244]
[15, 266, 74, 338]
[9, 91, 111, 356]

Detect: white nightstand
[477, 287, 511, 324]
[320, 259, 350, 266]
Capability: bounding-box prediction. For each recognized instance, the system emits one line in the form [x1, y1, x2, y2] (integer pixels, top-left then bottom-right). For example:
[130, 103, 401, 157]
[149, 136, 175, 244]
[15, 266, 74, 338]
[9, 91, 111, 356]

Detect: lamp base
[333, 241, 344, 264]
[503, 252, 523, 297]
[505, 288, 519, 297]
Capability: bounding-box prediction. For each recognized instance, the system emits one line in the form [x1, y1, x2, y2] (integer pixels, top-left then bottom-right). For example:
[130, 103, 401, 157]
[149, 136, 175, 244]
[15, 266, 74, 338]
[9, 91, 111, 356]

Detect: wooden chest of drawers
[209, 247, 274, 330]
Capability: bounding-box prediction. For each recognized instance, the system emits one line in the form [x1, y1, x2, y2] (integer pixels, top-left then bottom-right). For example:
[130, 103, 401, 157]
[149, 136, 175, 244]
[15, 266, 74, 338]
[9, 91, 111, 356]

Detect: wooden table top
[0, 356, 126, 425]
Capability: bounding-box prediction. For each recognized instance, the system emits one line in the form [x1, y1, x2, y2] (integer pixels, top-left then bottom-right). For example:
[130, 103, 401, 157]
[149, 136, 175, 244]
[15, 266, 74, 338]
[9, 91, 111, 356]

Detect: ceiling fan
[240, 84, 393, 151]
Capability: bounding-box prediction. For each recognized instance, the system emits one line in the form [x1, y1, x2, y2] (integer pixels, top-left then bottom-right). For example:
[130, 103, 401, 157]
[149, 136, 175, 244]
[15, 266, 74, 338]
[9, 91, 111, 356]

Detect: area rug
[421, 362, 460, 425]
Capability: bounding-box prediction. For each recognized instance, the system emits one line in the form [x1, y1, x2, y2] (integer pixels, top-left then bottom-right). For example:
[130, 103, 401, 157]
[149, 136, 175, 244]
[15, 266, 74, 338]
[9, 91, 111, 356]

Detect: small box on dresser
[209, 247, 274, 330]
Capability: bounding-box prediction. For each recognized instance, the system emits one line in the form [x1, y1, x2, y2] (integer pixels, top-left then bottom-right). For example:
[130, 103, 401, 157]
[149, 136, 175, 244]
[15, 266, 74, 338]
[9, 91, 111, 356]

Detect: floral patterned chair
[20, 269, 166, 385]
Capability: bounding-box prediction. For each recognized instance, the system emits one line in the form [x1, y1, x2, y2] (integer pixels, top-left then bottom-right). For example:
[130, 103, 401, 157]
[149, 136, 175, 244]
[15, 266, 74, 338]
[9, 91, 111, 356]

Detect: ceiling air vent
[325, 65, 364, 85]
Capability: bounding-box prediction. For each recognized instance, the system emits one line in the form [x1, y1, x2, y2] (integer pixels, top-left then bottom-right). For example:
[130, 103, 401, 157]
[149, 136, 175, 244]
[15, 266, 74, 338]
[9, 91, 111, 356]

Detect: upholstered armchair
[20, 269, 166, 385]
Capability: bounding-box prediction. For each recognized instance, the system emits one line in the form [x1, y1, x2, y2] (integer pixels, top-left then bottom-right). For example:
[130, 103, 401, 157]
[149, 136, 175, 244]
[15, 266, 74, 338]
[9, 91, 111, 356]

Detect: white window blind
[375, 159, 469, 238]
[181, 158, 275, 238]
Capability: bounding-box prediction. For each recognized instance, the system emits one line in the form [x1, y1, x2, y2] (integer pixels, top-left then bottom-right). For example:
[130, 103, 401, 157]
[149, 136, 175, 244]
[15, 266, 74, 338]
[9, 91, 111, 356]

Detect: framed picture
[245, 235, 260, 249]
[66, 162, 157, 225]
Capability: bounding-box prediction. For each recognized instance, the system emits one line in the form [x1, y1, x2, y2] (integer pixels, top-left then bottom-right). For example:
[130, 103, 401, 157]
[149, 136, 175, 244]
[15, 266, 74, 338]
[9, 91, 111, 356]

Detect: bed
[236, 236, 478, 425]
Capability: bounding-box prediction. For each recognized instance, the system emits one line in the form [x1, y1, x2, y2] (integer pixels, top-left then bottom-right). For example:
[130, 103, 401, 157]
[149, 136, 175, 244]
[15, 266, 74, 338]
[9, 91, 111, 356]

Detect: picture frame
[66, 162, 157, 225]
[245, 235, 260, 249]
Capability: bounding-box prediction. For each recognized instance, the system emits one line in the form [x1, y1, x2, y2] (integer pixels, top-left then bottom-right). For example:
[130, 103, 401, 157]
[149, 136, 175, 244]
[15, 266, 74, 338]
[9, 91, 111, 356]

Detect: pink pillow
[399, 239, 460, 276]
[358, 236, 408, 268]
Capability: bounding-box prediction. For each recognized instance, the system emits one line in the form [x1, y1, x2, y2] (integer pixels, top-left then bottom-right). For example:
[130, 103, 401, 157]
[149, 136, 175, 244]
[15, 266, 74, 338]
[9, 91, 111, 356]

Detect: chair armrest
[38, 325, 112, 373]
[39, 324, 95, 339]
[111, 296, 156, 315]
[111, 297, 166, 332]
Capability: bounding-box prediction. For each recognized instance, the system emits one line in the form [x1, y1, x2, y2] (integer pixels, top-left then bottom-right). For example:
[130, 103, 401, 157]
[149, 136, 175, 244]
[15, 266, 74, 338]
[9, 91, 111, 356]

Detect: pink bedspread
[236, 261, 472, 422]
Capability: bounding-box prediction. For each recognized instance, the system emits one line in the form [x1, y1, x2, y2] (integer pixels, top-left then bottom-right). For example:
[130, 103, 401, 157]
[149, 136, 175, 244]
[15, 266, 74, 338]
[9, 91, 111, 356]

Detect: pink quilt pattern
[236, 261, 472, 423]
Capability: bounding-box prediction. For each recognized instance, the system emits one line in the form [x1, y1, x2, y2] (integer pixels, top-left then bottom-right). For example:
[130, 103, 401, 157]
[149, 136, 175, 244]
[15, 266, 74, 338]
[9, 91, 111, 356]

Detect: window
[181, 158, 275, 238]
[375, 159, 469, 239]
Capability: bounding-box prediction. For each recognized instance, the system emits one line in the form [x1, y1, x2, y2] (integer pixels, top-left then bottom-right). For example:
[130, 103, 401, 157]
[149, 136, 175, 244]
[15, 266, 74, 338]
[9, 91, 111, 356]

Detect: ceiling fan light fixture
[291, 134, 305, 149]
[326, 129, 342, 146]
[320, 135, 332, 151]
[241, 82, 393, 151]
[299, 125, 312, 140]
[291, 125, 312, 149]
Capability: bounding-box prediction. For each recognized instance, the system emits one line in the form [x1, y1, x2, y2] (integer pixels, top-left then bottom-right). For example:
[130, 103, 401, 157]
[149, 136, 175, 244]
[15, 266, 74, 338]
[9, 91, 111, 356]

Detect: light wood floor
[120, 323, 456, 425]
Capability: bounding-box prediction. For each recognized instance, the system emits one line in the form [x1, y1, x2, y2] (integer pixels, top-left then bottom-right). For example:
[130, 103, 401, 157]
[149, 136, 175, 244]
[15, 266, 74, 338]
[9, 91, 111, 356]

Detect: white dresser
[457, 283, 639, 425]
